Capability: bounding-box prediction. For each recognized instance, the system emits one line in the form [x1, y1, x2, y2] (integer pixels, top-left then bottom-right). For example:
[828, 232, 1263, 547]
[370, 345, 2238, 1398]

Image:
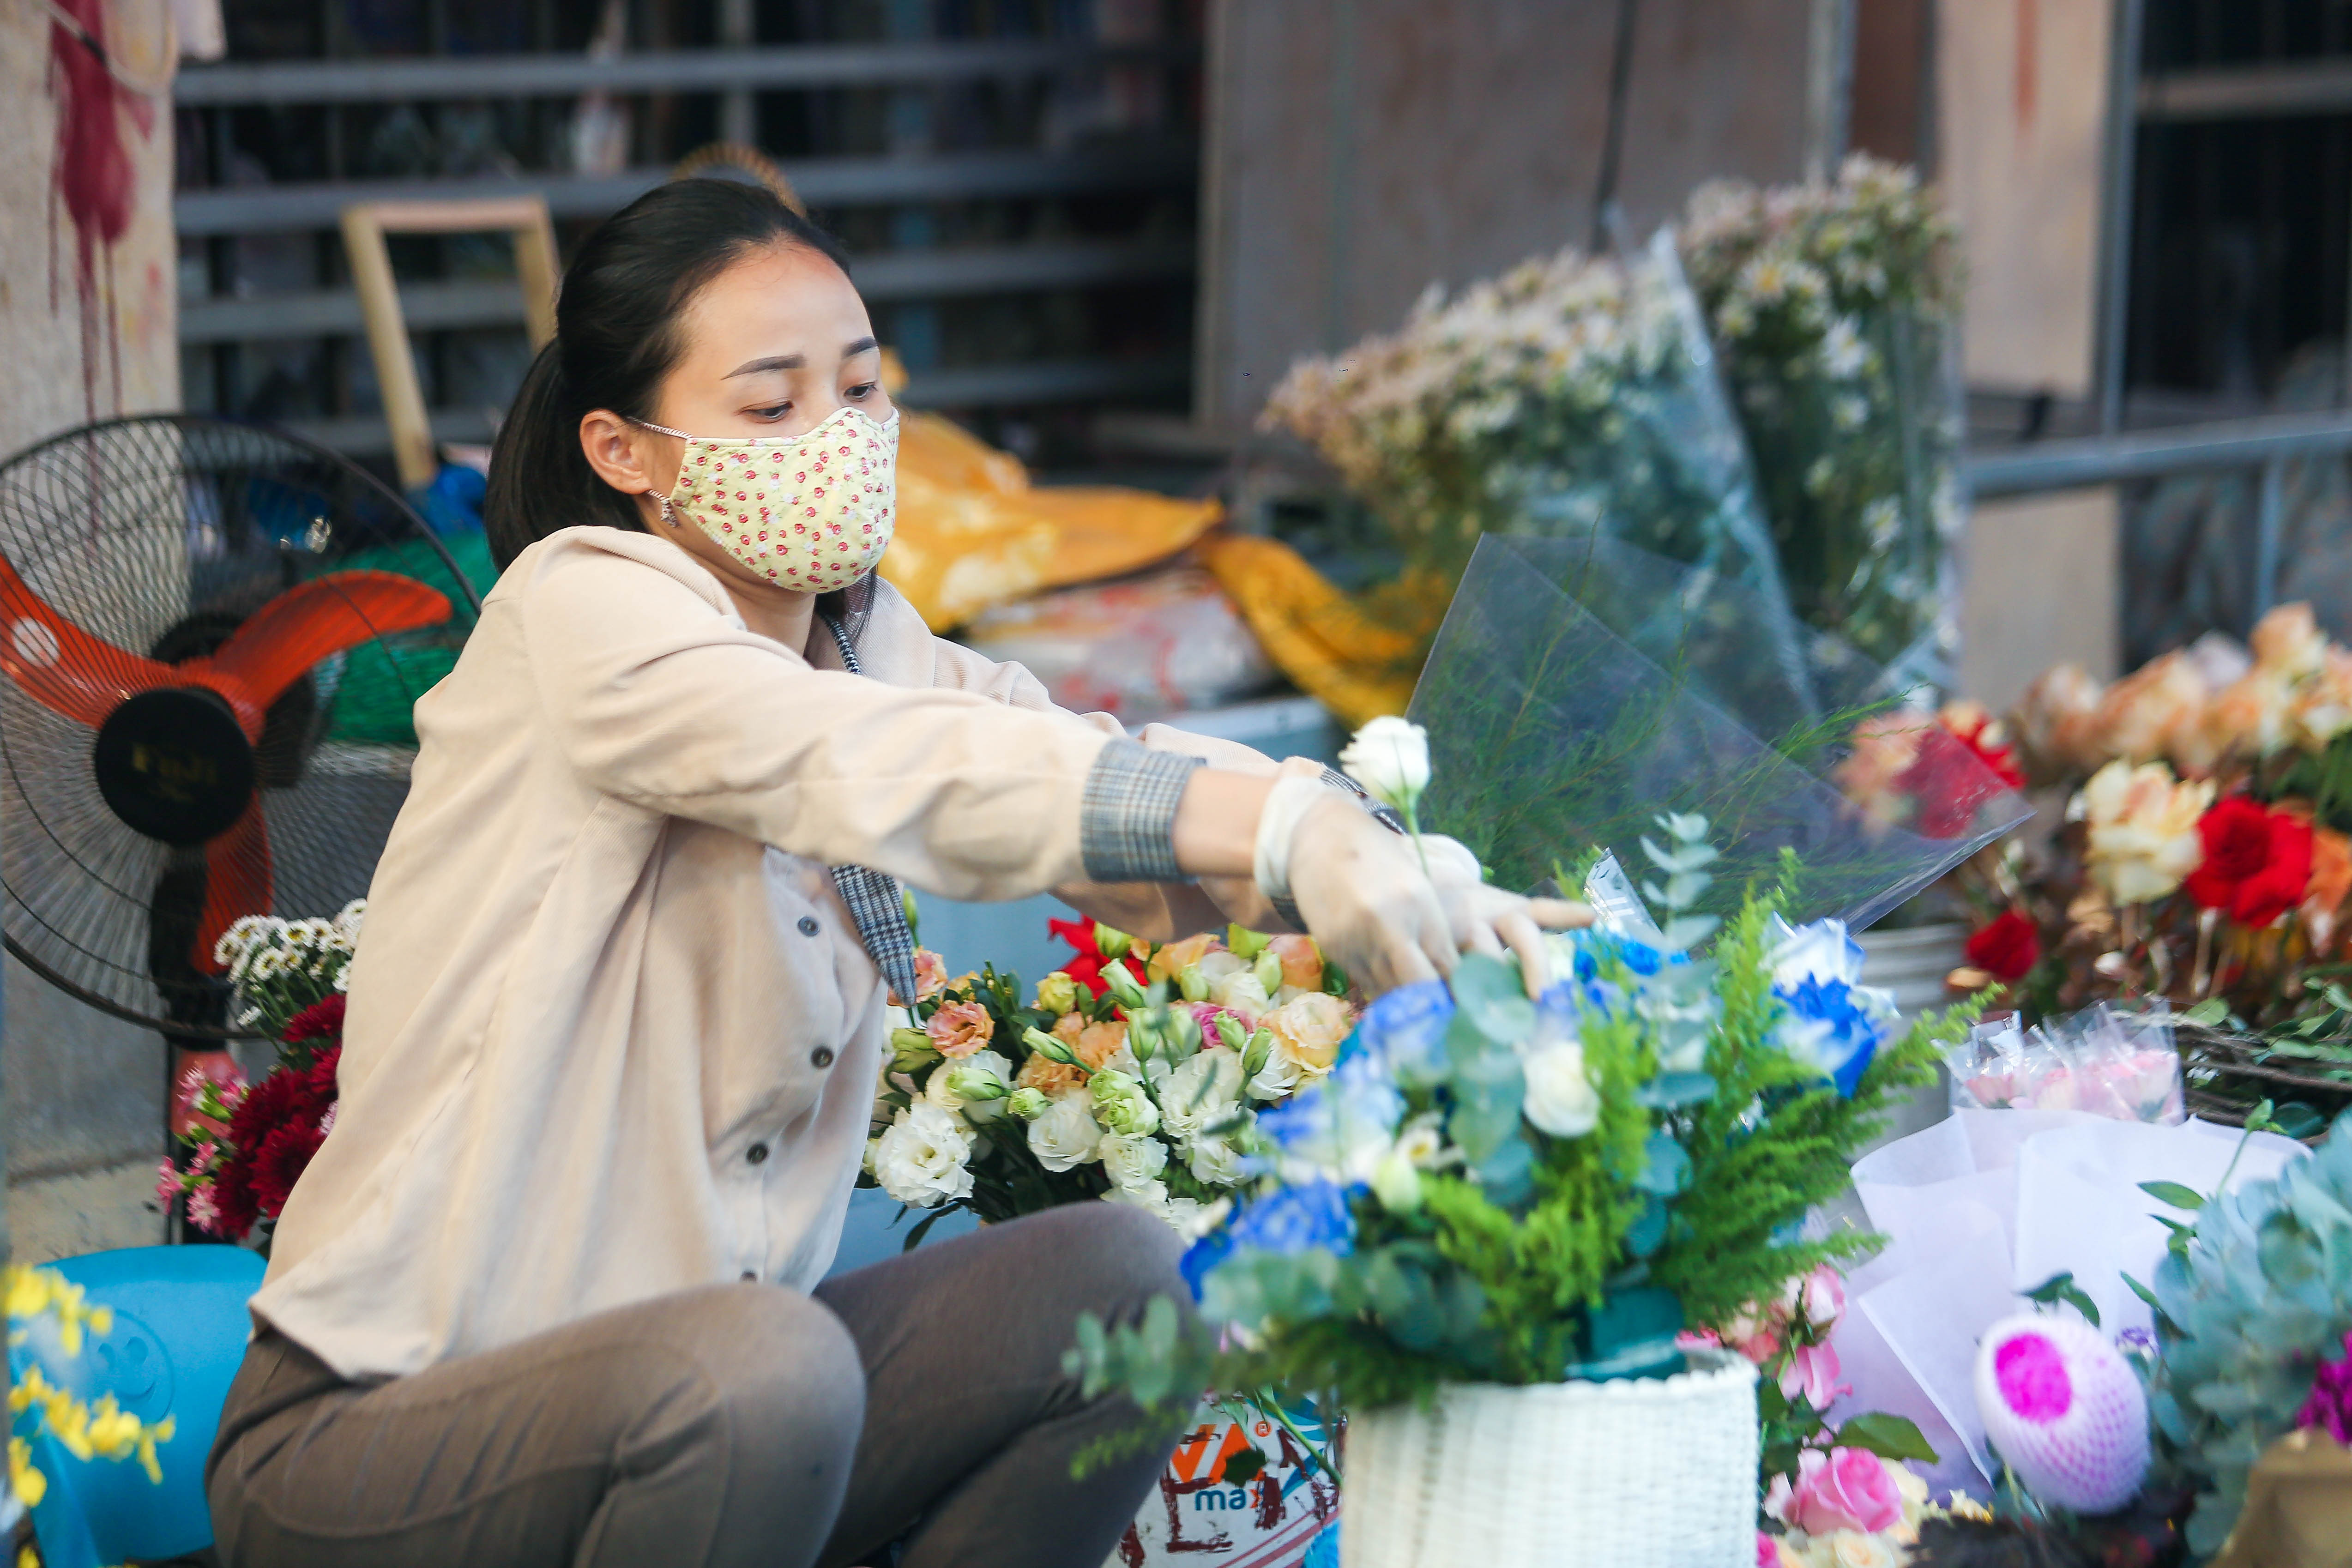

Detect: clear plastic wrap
[1944, 1003, 2185, 1126]
[1407, 532, 2029, 930]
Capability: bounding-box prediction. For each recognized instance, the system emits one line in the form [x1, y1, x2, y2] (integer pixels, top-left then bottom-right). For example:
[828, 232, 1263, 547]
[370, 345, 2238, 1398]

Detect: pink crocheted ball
[1972, 1313, 2150, 1514]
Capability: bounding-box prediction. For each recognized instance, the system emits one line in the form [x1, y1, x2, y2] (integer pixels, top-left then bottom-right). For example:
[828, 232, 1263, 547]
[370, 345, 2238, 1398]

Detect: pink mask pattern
[639, 406, 900, 594]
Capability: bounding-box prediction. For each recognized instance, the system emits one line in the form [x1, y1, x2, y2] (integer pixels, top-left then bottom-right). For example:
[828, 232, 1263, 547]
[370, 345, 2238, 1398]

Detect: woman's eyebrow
[725, 354, 805, 378]
[841, 335, 879, 361]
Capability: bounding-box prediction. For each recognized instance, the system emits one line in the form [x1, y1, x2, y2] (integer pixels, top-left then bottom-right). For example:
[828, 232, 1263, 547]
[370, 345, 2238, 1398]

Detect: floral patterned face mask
[635, 405, 900, 593]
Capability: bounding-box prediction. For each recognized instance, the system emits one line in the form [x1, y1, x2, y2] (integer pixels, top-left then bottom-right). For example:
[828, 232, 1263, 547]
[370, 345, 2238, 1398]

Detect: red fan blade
[199, 571, 454, 712]
[0, 550, 173, 728]
[194, 801, 272, 975]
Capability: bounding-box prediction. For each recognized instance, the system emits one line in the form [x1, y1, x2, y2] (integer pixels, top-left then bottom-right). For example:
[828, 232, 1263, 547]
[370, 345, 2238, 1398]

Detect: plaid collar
[818, 605, 922, 1006]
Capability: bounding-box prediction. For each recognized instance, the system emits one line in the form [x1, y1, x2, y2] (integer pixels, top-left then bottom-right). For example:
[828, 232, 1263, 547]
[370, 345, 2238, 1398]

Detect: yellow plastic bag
[1195, 533, 1452, 728]
[877, 408, 1221, 631]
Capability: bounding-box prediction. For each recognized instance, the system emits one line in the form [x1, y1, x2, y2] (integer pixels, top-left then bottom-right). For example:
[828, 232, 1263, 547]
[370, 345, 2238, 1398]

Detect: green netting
[323, 530, 497, 746]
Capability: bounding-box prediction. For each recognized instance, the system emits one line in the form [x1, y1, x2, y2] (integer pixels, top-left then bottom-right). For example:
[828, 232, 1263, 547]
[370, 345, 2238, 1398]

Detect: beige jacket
[253, 527, 1272, 1380]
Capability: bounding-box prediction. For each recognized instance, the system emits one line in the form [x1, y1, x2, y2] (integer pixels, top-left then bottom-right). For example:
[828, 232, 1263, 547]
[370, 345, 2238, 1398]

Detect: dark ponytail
[482, 179, 851, 571]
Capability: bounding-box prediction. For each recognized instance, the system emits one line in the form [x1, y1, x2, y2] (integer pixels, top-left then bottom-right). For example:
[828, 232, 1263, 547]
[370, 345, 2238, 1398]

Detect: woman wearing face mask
[205, 181, 1582, 1568]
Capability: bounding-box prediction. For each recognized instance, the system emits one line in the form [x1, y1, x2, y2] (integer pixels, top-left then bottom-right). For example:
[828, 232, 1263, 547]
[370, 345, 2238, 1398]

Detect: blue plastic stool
[9, 1245, 265, 1568]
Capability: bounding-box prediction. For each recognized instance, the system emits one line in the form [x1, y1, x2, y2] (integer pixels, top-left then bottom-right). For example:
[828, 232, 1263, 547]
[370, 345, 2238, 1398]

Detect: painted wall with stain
[0, 0, 180, 458]
[0, 0, 182, 1197]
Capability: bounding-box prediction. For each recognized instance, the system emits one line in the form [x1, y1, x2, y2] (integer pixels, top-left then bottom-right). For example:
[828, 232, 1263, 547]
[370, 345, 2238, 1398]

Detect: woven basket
[1340, 1351, 1759, 1568]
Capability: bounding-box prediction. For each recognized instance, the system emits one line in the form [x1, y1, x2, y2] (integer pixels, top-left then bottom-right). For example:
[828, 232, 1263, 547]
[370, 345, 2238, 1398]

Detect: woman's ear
[579, 410, 661, 498]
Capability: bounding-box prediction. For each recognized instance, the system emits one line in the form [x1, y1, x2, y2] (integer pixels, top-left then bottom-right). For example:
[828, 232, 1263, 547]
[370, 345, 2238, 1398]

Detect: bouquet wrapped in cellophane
[1681, 156, 1965, 690]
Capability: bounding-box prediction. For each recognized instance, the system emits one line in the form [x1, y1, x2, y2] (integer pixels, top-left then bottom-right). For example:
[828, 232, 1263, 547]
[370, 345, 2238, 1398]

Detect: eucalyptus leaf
[1635, 1132, 1691, 1196]
[2141, 1180, 2207, 1212]
[1634, 1072, 1717, 1110]
[1451, 952, 1537, 1042]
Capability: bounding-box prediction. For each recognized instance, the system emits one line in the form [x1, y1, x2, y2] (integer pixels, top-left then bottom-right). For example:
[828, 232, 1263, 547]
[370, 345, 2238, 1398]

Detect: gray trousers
[206, 1203, 1190, 1568]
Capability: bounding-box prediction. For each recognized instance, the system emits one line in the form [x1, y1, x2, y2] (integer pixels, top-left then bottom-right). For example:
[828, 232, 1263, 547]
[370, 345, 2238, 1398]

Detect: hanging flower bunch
[163, 907, 362, 1246]
[863, 917, 1357, 1239]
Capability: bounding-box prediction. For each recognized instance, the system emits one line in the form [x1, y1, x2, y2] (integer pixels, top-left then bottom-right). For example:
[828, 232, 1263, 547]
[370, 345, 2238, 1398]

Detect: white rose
[1027, 1095, 1103, 1171]
[868, 1104, 973, 1208]
[1099, 1133, 1170, 1192]
[1187, 1133, 1246, 1188]
[1339, 715, 1432, 808]
[1209, 970, 1272, 1022]
[1159, 1048, 1246, 1143]
[1522, 1041, 1601, 1138]
[1102, 1178, 1171, 1214]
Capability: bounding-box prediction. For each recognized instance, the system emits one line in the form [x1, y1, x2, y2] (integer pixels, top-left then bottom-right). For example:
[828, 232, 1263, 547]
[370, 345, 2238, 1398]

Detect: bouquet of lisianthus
[158, 904, 361, 1245]
[1681, 156, 1964, 685]
[862, 917, 1358, 1239]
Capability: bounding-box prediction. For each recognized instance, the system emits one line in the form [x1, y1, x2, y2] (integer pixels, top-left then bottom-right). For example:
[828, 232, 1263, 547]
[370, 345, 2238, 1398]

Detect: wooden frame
[341, 197, 560, 488]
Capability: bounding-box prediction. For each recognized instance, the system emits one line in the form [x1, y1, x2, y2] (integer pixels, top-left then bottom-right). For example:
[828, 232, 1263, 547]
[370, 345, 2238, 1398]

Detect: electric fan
[0, 415, 484, 1044]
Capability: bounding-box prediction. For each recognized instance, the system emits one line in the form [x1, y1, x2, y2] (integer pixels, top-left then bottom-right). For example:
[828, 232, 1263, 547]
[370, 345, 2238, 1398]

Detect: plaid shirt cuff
[1080, 739, 1202, 883]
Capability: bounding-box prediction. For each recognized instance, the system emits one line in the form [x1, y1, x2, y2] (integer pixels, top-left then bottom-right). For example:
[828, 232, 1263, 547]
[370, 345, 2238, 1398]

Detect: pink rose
[925, 999, 995, 1059]
[1799, 1266, 1846, 1331]
[1784, 1448, 1905, 1537]
[1780, 1342, 1845, 1410]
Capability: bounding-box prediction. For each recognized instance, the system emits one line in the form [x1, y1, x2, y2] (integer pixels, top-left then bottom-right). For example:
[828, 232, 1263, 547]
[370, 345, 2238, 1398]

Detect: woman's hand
[1284, 799, 1590, 996]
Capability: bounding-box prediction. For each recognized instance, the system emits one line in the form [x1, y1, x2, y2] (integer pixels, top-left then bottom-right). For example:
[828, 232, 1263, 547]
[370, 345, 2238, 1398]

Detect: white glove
[1279, 791, 1457, 995]
[1409, 833, 1590, 994]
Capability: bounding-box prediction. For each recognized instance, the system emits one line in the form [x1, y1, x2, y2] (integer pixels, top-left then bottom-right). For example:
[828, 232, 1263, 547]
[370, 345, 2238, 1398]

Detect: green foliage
[2145, 1112, 2352, 1557]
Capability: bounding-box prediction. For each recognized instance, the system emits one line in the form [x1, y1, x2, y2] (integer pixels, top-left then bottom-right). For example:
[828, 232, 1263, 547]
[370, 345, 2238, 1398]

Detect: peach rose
[2204, 668, 2297, 760]
[2093, 651, 2207, 766]
[1015, 1051, 1086, 1097]
[1833, 711, 1927, 829]
[2252, 601, 2328, 680]
[2009, 663, 2107, 781]
[1147, 933, 1221, 983]
[1267, 934, 1325, 993]
[2295, 648, 2352, 751]
[924, 999, 994, 1059]
[1075, 1019, 1131, 1068]
[1260, 992, 1355, 1081]
[2306, 826, 2352, 948]
[2079, 759, 2213, 905]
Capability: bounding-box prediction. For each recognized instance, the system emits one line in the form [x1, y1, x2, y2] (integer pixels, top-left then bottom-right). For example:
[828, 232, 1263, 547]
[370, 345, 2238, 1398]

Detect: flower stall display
[157, 905, 360, 1247]
[1680, 157, 1964, 683]
[1958, 605, 2352, 1131]
[863, 916, 1358, 1240]
[1070, 810, 1972, 1568]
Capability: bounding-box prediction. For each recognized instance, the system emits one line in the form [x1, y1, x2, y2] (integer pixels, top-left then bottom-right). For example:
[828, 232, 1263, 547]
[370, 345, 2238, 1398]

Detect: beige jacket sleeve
[922, 622, 1293, 940]
[517, 532, 1125, 902]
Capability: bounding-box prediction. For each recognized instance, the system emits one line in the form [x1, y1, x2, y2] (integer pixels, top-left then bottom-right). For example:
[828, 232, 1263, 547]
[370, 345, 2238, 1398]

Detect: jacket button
[810, 1045, 836, 1069]
[746, 1142, 769, 1165]
[797, 916, 820, 936]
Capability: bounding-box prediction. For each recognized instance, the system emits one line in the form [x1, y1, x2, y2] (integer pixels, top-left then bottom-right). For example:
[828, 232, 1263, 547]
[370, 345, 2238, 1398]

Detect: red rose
[247, 1120, 327, 1217]
[283, 994, 346, 1045]
[1897, 727, 2017, 839]
[1965, 909, 2042, 982]
[2185, 797, 2314, 927]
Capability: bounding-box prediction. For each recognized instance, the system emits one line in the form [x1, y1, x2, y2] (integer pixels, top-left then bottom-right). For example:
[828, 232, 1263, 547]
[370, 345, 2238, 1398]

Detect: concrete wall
[1939, 0, 2123, 704]
[0, 0, 182, 1204]
[1196, 0, 1844, 431]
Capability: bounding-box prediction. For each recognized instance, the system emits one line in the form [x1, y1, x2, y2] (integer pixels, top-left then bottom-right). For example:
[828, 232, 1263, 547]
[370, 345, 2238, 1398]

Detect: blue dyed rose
[1226, 1178, 1357, 1258]
[1346, 978, 1454, 1076]
[1767, 916, 1899, 1097]
[1179, 1227, 1234, 1299]
[1251, 1055, 1404, 1183]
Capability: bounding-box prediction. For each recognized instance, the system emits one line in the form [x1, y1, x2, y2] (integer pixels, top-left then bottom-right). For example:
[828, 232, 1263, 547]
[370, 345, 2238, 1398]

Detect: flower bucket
[1339, 1351, 1758, 1568]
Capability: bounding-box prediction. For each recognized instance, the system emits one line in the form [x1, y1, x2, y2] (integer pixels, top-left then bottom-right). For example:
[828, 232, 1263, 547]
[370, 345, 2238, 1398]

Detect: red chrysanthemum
[1964, 909, 2042, 983]
[283, 993, 346, 1045]
[2185, 796, 2314, 927]
[204, 1155, 262, 1241]
[225, 1063, 326, 1157]
[247, 1120, 327, 1217]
